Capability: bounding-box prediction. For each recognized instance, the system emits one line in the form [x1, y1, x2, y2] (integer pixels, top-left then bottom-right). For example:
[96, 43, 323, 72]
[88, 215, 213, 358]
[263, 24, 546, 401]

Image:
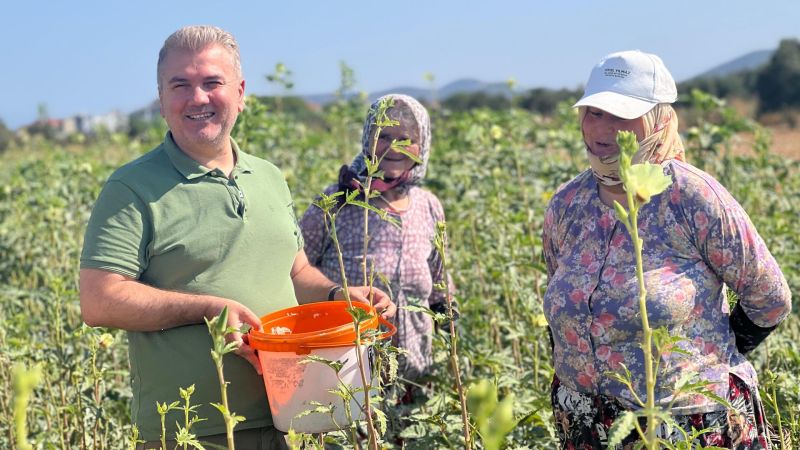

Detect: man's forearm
[290, 250, 338, 304]
[79, 268, 227, 331]
[291, 264, 338, 304]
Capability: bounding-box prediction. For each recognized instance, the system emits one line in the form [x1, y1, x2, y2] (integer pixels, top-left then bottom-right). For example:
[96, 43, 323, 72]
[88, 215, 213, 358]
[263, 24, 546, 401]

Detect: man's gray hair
[157, 25, 242, 90]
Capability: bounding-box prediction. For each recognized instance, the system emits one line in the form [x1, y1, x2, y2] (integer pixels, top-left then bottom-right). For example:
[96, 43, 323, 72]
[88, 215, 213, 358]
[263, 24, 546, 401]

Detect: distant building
[129, 100, 161, 123]
[18, 109, 130, 140]
[77, 110, 129, 135]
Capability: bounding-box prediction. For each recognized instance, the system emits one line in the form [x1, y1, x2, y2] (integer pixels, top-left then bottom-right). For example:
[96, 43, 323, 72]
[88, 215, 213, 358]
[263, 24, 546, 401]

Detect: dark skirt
[551, 374, 772, 449]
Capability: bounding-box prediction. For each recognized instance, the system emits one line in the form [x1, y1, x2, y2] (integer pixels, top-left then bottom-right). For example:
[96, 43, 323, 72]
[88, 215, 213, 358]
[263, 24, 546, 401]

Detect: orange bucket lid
[248, 301, 395, 354]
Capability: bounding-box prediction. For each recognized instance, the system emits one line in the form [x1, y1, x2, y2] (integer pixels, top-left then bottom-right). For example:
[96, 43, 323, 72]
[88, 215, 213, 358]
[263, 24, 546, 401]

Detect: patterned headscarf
[582, 103, 685, 186]
[341, 94, 431, 192]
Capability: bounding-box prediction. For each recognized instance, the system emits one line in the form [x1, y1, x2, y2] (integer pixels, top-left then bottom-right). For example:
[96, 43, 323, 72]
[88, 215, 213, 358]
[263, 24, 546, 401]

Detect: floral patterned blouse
[542, 160, 791, 414]
[299, 184, 450, 380]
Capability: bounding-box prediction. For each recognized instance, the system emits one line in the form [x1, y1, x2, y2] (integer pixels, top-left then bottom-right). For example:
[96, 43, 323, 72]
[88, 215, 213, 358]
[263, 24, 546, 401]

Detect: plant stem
[436, 223, 471, 449]
[360, 121, 383, 289]
[328, 218, 379, 450]
[626, 193, 657, 450]
[448, 290, 471, 450]
[770, 379, 786, 450]
[214, 361, 236, 450]
[160, 410, 167, 450]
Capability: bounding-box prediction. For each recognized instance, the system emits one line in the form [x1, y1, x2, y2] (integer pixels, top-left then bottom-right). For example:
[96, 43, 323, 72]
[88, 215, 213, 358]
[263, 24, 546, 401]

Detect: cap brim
[573, 91, 657, 120]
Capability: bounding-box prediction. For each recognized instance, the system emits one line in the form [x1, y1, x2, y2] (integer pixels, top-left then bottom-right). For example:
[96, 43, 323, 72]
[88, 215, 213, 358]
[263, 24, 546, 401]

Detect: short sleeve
[289, 200, 304, 252]
[426, 193, 454, 308]
[80, 180, 151, 278]
[298, 197, 330, 266]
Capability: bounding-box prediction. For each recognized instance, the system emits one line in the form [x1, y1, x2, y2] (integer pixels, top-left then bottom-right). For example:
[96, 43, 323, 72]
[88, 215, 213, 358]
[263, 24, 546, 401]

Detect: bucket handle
[378, 315, 397, 340]
[290, 314, 397, 354]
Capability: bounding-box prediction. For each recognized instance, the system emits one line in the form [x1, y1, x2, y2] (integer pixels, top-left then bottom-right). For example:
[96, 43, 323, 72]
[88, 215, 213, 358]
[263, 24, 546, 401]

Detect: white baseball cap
[573, 50, 677, 119]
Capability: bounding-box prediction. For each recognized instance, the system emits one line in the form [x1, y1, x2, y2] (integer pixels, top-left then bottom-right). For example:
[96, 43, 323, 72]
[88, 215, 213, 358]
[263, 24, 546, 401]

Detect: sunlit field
[2, 90, 798, 449]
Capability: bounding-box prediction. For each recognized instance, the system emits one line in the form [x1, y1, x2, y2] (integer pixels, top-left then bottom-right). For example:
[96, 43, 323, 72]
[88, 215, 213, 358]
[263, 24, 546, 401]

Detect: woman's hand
[335, 286, 397, 319]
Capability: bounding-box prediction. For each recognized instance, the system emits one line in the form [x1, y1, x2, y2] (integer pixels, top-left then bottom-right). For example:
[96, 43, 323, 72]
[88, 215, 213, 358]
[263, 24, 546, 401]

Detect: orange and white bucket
[248, 301, 396, 433]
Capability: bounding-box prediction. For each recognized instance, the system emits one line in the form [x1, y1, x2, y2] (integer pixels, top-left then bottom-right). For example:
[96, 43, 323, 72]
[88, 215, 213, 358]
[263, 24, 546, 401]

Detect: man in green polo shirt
[79, 25, 395, 450]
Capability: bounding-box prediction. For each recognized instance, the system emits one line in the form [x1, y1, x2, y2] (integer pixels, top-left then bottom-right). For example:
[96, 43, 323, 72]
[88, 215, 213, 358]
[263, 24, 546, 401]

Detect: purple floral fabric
[551, 373, 772, 449]
[299, 185, 449, 380]
[542, 160, 791, 414]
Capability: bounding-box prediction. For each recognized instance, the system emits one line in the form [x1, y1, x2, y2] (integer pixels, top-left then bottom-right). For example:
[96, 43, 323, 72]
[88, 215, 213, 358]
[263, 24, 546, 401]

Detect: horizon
[3, 0, 799, 129]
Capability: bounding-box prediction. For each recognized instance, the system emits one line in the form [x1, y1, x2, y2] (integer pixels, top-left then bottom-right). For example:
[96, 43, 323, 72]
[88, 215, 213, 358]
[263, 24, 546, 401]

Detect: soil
[724, 98, 800, 160]
[731, 125, 800, 160]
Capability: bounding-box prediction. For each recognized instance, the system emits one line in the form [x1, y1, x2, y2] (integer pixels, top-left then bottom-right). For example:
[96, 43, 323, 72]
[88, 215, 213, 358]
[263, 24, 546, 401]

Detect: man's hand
[335, 286, 397, 320]
[206, 299, 263, 375]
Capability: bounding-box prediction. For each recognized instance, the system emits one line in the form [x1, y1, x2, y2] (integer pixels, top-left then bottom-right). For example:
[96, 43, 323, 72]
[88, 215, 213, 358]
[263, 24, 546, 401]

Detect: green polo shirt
[81, 133, 302, 440]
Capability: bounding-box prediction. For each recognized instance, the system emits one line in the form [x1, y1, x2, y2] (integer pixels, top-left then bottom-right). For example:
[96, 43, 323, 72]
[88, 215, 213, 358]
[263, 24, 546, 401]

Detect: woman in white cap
[542, 50, 791, 448]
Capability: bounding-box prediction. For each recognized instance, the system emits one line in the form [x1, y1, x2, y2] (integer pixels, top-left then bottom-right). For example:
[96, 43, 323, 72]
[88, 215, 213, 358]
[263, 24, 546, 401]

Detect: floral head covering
[342, 94, 431, 191]
[581, 103, 685, 186]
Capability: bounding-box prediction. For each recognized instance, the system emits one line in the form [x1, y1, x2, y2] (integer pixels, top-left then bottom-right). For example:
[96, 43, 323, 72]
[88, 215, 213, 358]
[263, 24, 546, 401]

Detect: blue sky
[2, 0, 799, 129]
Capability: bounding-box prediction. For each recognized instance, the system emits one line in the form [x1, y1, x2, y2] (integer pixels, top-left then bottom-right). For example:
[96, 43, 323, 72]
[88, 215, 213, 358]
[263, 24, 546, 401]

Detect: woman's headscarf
[340, 94, 431, 192]
[582, 103, 685, 186]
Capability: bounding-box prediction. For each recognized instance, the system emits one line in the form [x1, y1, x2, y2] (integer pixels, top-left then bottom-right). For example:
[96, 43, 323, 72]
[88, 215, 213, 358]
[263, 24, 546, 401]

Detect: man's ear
[237, 79, 246, 113]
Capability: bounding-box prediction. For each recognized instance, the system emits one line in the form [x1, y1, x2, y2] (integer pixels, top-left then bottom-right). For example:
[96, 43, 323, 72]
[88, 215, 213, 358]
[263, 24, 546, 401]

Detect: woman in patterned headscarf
[300, 94, 454, 385]
[542, 50, 791, 449]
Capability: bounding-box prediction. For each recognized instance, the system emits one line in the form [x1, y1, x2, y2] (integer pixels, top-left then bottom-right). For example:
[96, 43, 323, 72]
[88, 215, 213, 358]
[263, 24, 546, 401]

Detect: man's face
[158, 44, 245, 155]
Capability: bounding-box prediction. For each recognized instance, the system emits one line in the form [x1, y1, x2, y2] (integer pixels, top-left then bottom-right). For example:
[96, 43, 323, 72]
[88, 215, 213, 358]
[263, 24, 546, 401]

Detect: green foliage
[440, 87, 582, 115]
[517, 88, 581, 115]
[467, 379, 518, 450]
[12, 363, 42, 450]
[0, 118, 15, 153]
[443, 91, 511, 111]
[757, 38, 800, 113]
[1, 86, 799, 449]
[679, 70, 759, 100]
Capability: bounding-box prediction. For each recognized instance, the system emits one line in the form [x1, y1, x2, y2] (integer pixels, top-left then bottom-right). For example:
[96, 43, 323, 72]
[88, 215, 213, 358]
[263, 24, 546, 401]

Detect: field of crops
[1, 92, 798, 449]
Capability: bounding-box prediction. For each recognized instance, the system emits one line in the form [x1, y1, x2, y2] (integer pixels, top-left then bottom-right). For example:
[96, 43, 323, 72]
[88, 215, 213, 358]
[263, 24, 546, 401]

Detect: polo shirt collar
[163, 132, 254, 180]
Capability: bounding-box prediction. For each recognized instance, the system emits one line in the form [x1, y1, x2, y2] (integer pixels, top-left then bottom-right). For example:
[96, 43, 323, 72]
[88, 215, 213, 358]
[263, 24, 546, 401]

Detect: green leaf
[221, 341, 239, 354]
[344, 198, 401, 227]
[402, 304, 446, 323]
[531, 313, 548, 328]
[613, 200, 629, 224]
[312, 191, 344, 213]
[607, 410, 636, 447]
[293, 403, 334, 419]
[373, 406, 388, 435]
[345, 189, 359, 203]
[389, 139, 423, 164]
[179, 384, 196, 400]
[467, 379, 498, 428]
[300, 354, 345, 373]
[625, 163, 673, 204]
[209, 402, 228, 415]
[365, 158, 380, 175]
[216, 306, 229, 335]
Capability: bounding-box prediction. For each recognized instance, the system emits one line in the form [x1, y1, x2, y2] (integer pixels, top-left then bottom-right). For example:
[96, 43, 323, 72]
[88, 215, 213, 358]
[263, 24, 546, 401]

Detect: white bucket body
[258, 345, 372, 433]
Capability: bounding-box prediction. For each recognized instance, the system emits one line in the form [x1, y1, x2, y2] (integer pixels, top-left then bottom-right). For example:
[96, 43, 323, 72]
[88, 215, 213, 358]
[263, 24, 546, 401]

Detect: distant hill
[301, 78, 514, 106]
[690, 49, 774, 80]
[124, 47, 783, 125]
[301, 50, 776, 107]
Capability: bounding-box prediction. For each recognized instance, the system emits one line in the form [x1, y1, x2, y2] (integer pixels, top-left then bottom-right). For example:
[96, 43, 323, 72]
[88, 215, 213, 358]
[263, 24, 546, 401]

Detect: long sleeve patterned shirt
[299, 184, 450, 380]
[542, 160, 791, 414]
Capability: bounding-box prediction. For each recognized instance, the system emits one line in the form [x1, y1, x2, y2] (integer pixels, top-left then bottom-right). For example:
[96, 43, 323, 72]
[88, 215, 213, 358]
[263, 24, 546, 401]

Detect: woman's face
[373, 121, 420, 180]
[581, 107, 646, 158]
